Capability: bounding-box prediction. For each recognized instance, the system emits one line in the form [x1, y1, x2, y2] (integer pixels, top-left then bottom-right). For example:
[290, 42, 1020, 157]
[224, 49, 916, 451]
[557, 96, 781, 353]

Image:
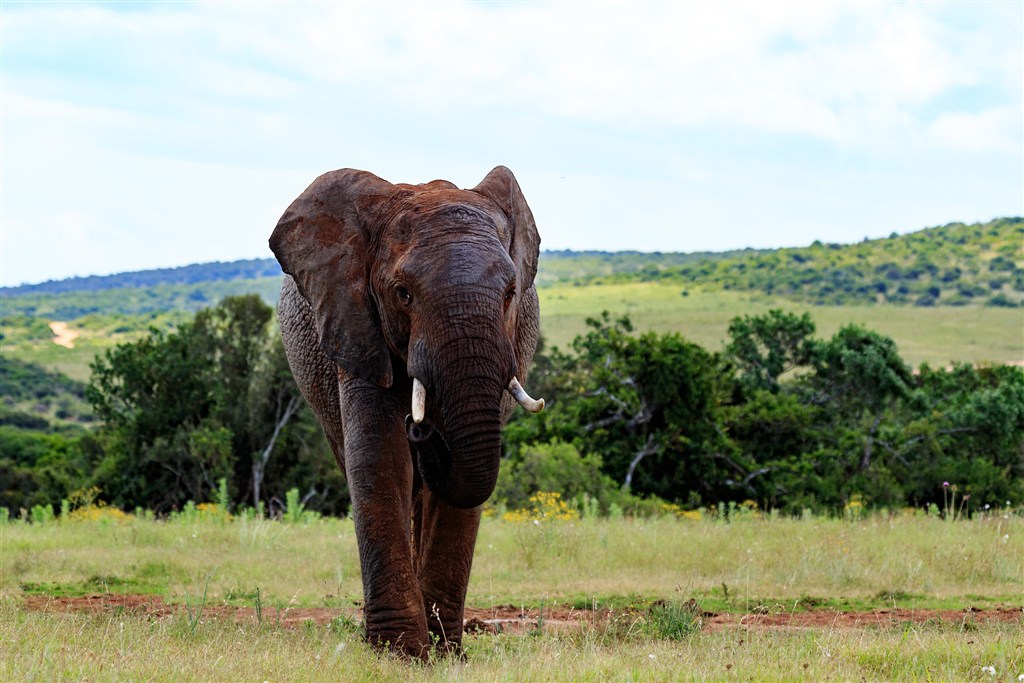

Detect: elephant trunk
[409, 335, 508, 510]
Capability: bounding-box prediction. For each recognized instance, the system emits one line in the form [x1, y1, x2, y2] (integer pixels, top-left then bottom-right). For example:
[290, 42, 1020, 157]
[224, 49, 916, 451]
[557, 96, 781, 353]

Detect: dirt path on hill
[20, 594, 1023, 634]
[49, 321, 79, 349]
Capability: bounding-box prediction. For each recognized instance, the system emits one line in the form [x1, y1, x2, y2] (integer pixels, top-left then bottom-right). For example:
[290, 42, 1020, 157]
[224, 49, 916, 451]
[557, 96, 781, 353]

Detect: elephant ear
[269, 169, 400, 388]
[471, 166, 541, 291]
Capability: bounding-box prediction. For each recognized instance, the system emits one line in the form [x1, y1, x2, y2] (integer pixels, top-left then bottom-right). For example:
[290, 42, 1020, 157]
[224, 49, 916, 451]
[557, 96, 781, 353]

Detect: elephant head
[269, 166, 543, 510]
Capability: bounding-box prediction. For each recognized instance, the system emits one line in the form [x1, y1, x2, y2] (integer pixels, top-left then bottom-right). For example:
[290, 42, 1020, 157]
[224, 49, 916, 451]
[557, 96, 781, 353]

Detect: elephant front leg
[415, 490, 483, 654]
[340, 380, 430, 658]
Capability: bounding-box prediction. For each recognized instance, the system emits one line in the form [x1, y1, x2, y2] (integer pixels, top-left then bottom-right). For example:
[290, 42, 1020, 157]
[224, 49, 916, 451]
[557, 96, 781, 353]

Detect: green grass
[3, 603, 1020, 682]
[2, 512, 1022, 680]
[4, 513, 1021, 609]
[539, 283, 1024, 367]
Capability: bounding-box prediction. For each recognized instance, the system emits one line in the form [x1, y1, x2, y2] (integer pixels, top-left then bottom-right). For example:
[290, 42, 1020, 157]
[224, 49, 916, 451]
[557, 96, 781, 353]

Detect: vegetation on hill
[534, 248, 766, 286]
[1, 278, 283, 320]
[585, 218, 1024, 307]
[0, 357, 93, 431]
[1, 258, 281, 296]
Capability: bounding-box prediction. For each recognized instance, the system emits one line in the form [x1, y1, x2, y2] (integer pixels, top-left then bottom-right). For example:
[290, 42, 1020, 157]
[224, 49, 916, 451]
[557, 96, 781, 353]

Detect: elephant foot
[424, 604, 466, 657]
[364, 628, 465, 662]
[365, 628, 431, 661]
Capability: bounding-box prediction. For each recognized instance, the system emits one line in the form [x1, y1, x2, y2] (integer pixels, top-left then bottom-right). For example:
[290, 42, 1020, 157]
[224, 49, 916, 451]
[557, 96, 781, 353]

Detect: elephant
[269, 165, 544, 658]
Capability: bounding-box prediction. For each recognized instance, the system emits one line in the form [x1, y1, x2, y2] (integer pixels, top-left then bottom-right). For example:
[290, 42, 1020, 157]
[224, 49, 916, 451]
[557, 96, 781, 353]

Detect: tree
[516, 313, 733, 503]
[87, 324, 225, 511]
[726, 309, 817, 396]
[85, 296, 332, 513]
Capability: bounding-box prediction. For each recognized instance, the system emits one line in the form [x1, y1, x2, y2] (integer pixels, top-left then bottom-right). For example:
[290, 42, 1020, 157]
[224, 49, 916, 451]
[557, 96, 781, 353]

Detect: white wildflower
[982, 665, 996, 676]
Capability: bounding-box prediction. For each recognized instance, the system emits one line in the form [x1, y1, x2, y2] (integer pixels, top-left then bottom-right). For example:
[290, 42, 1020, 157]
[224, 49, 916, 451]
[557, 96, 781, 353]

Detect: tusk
[507, 376, 545, 413]
[412, 378, 427, 424]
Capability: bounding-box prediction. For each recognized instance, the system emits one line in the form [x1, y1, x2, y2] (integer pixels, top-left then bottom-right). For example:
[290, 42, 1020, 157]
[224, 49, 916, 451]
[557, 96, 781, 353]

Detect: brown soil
[20, 594, 1023, 634]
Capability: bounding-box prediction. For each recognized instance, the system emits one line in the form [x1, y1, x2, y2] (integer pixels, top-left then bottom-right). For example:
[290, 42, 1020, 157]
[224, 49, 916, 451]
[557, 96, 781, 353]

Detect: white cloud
[928, 108, 1022, 153]
[0, 1, 1020, 286]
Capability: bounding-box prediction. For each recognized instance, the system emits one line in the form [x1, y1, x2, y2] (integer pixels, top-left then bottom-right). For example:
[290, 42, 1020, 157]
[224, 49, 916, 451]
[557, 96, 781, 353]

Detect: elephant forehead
[389, 193, 511, 248]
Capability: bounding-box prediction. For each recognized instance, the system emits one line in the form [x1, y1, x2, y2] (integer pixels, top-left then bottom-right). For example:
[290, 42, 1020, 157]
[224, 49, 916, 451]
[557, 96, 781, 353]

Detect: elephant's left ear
[471, 166, 541, 290]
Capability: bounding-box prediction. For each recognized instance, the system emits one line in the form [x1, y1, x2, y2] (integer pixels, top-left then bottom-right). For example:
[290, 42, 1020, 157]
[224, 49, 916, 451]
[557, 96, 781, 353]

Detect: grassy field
[2, 511, 1021, 681]
[539, 283, 1024, 367]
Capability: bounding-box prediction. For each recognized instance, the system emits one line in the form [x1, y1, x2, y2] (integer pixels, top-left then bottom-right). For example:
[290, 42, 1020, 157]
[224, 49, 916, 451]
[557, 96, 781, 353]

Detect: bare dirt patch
[21, 595, 1023, 634]
[49, 321, 80, 349]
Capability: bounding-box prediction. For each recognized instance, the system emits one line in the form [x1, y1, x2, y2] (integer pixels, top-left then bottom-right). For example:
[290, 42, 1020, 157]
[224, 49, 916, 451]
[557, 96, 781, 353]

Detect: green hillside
[2, 217, 1021, 381]
[588, 218, 1024, 307]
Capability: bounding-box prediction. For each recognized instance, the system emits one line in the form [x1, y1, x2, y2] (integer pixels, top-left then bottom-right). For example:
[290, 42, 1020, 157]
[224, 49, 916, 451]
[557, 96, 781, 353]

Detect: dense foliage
[2, 296, 347, 516]
[0, 357, 93, 430]
[504, 312, 1024, 514]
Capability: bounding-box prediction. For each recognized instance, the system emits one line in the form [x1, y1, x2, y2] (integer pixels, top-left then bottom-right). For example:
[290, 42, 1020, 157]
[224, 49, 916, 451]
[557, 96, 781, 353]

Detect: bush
[495, 440, 622, 513]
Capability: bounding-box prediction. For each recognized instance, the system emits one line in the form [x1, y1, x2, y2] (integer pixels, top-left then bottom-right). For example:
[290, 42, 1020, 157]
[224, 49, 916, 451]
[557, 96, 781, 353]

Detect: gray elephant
[269, 166, 543, 658]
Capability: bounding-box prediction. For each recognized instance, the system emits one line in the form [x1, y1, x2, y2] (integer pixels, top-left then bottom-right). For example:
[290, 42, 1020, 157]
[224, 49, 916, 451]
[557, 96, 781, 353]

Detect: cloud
[928, 108, 1022, 153]
[6, 2, 1017, 146]
[0, 1, 1020, 285]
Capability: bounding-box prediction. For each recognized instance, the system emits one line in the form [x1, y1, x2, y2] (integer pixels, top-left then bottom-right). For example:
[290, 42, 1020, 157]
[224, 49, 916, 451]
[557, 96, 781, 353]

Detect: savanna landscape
[2, 218, 1023, 681]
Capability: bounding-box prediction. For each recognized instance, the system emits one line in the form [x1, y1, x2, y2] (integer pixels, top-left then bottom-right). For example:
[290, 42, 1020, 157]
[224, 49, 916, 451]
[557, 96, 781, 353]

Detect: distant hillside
[1, 218, 1020, 319]
[534, 248, 768, 286]
[0, 356, 93, 430]
[586, 218, 1024, 308]
[1, 258, 282, 297]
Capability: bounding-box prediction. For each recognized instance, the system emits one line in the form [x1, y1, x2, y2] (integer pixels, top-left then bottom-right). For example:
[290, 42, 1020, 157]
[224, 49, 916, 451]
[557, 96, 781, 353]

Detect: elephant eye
[396, 285, 412, 306]
[503, 283, 516, 311]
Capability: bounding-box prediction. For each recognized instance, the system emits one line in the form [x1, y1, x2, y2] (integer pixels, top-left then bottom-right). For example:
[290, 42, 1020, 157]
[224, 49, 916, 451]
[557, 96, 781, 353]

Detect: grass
[1, 511, 1021, 680]
[538, 283, 1024, 367]
[3, 512, 1021, 608]
[3, 603, 1021, 682]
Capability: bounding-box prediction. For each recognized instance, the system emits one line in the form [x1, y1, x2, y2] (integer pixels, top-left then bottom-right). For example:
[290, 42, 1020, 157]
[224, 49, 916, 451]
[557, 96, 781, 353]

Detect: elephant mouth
[404, 414, 453, 499]
[403, 376, 543, 509]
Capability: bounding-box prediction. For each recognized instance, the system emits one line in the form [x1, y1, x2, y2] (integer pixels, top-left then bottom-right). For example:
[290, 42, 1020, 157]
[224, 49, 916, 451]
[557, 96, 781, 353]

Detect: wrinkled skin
[269, 166, 541, 658]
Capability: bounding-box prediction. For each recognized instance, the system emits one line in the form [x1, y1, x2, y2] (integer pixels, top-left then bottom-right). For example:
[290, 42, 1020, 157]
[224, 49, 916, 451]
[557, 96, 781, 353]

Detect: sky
[1, 1, 1021, 288]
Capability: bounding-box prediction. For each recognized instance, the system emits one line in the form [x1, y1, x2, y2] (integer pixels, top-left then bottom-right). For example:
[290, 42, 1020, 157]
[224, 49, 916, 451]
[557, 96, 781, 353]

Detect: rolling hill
[1, 217, 1021, 381]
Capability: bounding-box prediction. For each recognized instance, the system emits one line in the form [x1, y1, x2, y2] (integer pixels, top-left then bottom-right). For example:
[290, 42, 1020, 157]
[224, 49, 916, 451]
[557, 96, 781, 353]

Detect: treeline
[2, 277, 283, 320]
[2, 258, 282, 297]
[584, 218, 1024, 307]
[3, 297, 1021, 518]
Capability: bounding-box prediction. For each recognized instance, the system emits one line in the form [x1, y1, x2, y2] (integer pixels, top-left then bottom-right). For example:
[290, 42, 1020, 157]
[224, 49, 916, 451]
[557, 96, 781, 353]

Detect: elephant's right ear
[269, 169, 399, 388]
